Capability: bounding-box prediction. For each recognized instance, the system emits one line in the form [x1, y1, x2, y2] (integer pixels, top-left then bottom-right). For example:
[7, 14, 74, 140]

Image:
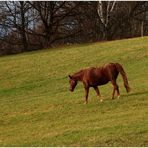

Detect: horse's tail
[115, 63, 131, 93]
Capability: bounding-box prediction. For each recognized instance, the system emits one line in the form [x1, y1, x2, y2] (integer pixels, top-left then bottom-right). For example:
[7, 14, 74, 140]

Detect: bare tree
[0, 1, 31, 52]
[28, 1, 82, 47]
[97, 1, 116, 40]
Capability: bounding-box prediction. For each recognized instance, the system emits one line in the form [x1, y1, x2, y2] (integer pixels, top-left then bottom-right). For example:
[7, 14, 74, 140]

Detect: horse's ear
[68, 75, 72, 79]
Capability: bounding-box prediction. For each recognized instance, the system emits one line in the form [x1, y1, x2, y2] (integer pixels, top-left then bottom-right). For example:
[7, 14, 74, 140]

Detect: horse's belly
[89, 78, 109, 87]
[85, 69, 110, 87]
[97, 79, 109, 85]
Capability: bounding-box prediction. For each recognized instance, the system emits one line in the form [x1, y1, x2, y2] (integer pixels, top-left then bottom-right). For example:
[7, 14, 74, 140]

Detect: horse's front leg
[94, 86, 103, 102]
[84, 87, 89, 104]
[112, 87, 116, 99]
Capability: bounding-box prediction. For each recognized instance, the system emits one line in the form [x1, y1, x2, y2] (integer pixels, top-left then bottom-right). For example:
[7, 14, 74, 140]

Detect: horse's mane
[72, 69, 84, 80]
[73, 69, 84, 76]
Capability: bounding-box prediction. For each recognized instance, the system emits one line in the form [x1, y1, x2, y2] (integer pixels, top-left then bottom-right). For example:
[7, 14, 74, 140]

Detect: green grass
[0, 37, 148, 146]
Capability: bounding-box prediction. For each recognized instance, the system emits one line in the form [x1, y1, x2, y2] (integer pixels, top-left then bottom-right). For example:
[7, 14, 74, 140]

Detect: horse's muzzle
[69, 88, 74, 92]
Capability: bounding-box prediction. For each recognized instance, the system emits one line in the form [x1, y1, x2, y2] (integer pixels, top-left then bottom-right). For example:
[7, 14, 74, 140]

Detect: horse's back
[84, 67, 102, 77]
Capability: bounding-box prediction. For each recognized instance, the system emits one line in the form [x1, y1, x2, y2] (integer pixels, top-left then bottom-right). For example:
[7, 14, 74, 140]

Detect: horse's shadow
[123, 90, 148, 97]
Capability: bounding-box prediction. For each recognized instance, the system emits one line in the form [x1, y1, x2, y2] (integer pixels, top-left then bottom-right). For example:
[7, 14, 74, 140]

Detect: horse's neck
[73, 70, 84, 81]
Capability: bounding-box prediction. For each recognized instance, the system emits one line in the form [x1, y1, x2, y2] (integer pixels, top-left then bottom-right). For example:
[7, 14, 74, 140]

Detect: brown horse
[68, 63, 130, 104]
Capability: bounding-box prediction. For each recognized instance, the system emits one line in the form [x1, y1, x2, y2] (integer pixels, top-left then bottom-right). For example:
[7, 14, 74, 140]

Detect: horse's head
[68, 75, 77, 92]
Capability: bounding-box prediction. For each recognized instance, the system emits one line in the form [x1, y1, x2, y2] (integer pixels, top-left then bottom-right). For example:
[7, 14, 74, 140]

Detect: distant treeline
[0, 1, 148, 55]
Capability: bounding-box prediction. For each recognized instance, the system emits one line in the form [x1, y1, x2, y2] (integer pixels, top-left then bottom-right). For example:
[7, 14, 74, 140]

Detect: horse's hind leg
[116, 86, 120, 99]
[84, 87, 89, 104]
[111, 80, 120, 99]
[94, 87, 103, 102]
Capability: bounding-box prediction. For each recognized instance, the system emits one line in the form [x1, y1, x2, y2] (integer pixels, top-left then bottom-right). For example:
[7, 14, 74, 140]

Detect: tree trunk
[20, 1, 28, 51]
[141, 21, 144, 37]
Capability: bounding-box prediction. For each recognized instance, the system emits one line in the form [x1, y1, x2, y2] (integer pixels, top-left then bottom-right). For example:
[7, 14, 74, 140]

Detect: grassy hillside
[0, 37, 148, 146]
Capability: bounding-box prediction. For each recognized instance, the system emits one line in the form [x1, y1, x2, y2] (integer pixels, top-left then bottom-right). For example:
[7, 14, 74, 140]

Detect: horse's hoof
[117, 95, 120, 99]
[100, 99, 103, 102]
[84, 102, 88, 105]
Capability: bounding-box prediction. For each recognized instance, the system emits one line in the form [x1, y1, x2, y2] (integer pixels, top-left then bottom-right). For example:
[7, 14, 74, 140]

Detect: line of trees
[0, 1, 148, 55]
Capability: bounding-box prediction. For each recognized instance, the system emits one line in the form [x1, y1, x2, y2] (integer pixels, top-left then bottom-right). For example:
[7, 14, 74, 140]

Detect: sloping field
[0, 37, 148, 146]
